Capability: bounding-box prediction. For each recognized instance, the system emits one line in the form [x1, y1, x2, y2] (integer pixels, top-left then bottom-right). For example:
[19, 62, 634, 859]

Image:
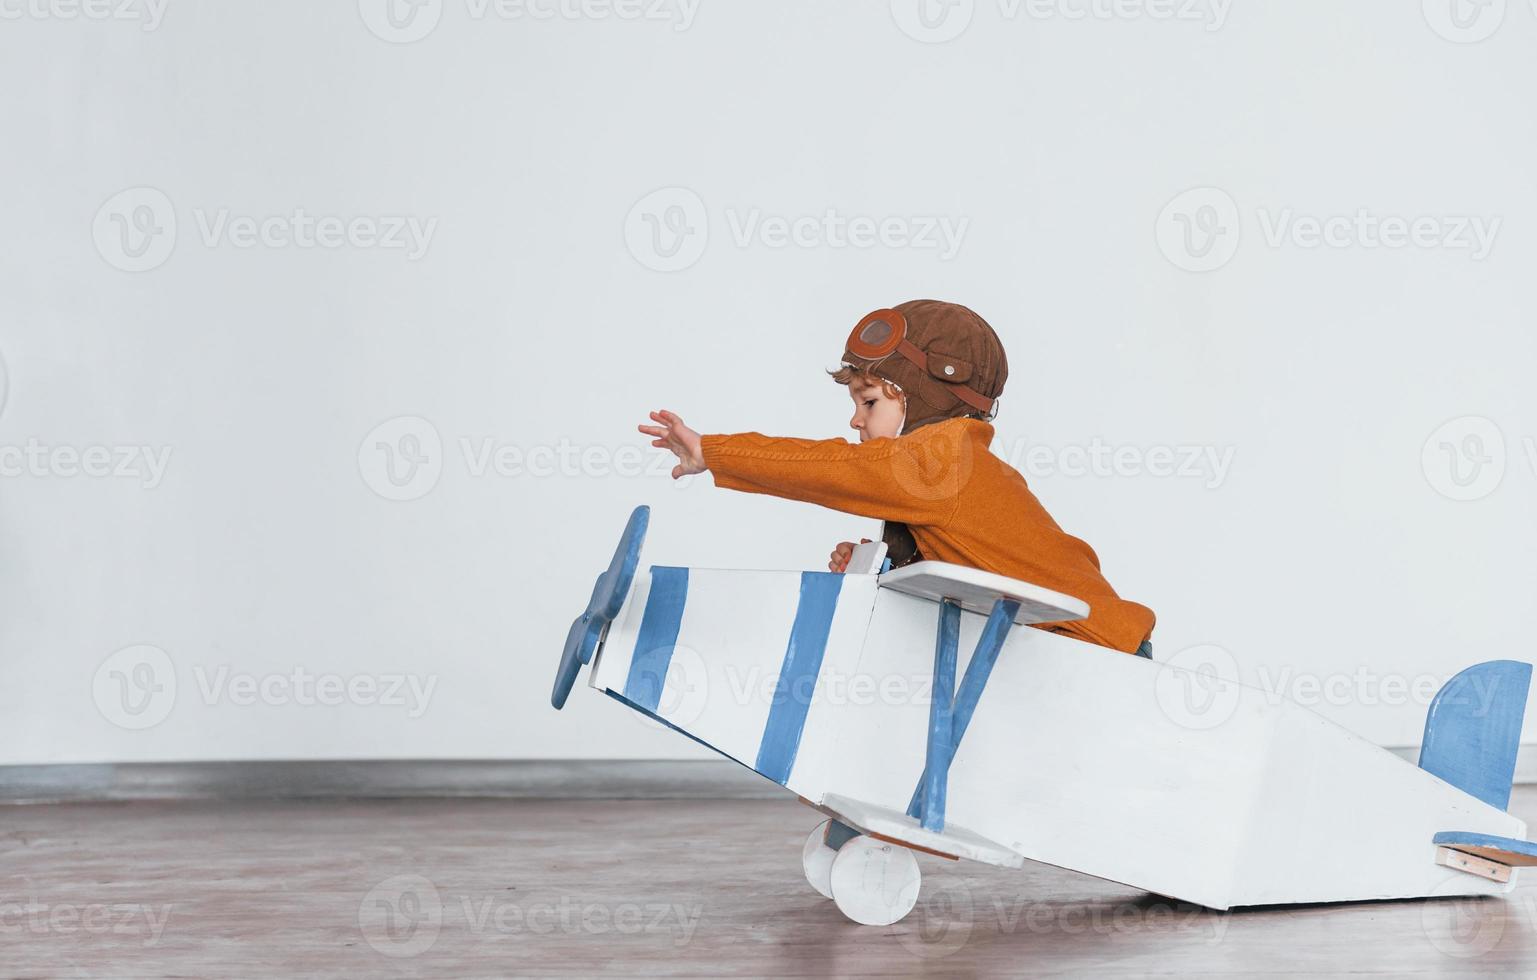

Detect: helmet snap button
[944, 365, 955, 376]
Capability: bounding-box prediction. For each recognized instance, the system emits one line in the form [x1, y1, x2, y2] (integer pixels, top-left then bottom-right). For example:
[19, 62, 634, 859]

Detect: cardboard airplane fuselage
[556, 506, 1534, 911]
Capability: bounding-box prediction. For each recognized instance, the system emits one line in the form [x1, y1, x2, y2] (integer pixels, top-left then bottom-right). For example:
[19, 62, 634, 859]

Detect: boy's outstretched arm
[639, 408, 961, 526]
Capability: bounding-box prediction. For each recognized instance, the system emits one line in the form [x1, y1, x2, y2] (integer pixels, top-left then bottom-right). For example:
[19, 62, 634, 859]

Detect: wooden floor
[5, 789, 1537, 978]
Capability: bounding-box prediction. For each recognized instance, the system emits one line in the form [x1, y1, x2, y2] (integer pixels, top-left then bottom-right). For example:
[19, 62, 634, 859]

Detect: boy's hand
[829, 538, 874, 573]
[638, 409, 706, 480]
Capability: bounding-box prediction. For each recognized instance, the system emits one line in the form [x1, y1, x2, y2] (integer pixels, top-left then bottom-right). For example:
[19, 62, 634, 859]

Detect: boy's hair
[828, 363, 905, 402]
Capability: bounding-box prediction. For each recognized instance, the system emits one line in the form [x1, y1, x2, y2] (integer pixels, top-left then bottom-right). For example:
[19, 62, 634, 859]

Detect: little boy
[638, 300, 1155, 657]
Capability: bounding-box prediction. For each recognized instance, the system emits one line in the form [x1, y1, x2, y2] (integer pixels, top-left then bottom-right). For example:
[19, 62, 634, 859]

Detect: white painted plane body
[588, 561, 1523, 909]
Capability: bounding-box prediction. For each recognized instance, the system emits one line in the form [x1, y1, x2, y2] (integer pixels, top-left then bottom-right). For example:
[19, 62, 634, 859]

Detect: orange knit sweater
[699, 417, 1155, 654]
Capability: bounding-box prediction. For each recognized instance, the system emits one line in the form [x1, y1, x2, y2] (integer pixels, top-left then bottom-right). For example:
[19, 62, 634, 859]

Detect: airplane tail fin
[1418, 660, 1532, 810]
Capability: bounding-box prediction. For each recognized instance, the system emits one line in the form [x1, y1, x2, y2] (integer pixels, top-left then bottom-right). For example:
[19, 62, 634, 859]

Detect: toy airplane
[553, 505, 1537, 925]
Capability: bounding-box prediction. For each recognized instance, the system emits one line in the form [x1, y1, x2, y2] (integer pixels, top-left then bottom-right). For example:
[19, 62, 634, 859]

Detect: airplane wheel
[829, 835, 921, 925]
[801, 820, 839, 899]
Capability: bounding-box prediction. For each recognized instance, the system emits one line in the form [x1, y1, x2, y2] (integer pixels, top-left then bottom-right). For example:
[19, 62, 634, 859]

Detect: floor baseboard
[0, 760, 783, 805]
[3, 748, 1533, 804]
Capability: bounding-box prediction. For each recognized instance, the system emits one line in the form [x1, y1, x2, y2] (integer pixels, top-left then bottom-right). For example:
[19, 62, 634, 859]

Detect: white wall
[2, 0, 1535, 763]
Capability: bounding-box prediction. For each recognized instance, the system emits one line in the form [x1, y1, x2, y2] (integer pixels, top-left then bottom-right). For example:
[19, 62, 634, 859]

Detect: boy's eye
[864, 400, 876, 408]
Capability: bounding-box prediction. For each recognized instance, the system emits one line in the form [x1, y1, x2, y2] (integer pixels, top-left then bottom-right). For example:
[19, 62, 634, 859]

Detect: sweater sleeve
[698, 425, 965, 526]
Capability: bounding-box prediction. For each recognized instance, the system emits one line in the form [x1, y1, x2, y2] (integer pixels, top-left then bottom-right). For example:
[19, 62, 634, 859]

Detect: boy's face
[848, 380, 905, 442]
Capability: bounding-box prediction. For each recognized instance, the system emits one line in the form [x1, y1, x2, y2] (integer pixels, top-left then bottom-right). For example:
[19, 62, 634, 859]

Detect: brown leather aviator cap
[841, 300, 1009, 436]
